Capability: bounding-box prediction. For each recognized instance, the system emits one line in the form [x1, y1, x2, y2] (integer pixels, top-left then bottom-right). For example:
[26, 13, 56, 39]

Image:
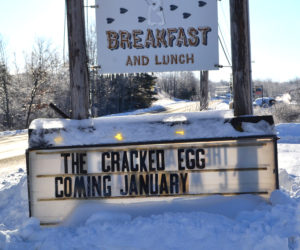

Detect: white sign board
[28, 138, 277, 225]
[95, 0, 219, 74]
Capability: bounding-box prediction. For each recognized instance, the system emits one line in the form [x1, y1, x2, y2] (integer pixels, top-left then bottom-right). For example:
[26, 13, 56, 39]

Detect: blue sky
[0, 0, 299, 82]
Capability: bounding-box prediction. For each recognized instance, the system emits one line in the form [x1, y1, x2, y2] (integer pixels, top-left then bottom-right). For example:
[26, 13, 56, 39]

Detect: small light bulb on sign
[54, 136, 63, 145]
[175, 130, 185, 135]
[114, 133, 124, 141]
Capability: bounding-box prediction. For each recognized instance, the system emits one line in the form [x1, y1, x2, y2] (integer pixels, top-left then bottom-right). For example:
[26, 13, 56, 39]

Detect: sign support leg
[230, 0, 253, 116]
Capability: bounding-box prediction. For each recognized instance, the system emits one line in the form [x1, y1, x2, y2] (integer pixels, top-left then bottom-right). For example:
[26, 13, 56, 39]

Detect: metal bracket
[49, 103, 70, 119]
[84, 5, 99, 8]
[215, 64, 223, 68]
[215, 64, 232, 68]
[90, 65, 101, 70]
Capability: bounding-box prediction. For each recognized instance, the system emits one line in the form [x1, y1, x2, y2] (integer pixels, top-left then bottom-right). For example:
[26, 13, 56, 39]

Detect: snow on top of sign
[29, 111, 276, 148]
[29, 110, 228, 130]
[163, 114, 187, 122]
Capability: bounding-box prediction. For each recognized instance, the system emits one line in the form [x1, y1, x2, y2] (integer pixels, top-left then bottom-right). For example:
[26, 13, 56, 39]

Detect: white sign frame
[95, 0, 219, 74]
[27, 137, 278, 225]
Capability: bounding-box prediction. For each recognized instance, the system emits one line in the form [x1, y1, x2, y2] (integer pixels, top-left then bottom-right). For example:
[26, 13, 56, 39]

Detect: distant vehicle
[253, 97, 276, 108]
[214, 93, 232, 100]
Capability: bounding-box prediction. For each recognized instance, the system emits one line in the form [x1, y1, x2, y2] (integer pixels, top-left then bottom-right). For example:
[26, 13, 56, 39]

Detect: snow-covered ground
[1, 98, 300, 249]
[109, 90, 229, 116]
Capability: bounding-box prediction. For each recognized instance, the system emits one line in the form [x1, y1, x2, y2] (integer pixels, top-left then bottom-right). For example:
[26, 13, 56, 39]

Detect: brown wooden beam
[66, 0, 90, 119]
[230, 0, 253, 116]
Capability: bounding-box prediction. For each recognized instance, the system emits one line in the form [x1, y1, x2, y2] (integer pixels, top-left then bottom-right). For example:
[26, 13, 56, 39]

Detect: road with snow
[0, 133, 27, 168]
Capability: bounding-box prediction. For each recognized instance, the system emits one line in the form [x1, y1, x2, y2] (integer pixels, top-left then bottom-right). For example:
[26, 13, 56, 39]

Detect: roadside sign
[95, 0, 219, 73]
[27, 115, 278, 225]
[28, 133, 279, 224]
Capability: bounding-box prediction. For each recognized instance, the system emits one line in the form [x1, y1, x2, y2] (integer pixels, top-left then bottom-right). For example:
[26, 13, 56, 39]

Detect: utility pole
[200, 71, 208, 110]
[66, 0, 90, 119]
[230, 0, 253, 116]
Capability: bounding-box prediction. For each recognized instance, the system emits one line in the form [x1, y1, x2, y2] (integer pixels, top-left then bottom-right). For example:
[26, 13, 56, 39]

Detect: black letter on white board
[55, 177, 63, 197]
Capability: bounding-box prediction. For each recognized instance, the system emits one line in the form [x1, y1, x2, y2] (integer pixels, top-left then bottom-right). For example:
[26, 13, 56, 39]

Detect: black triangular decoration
[120, 8, 128, 14]
[138, 16, 146, 23]
[183, 13, 191, 19]
[199, 1, 207, 7]
[170, 5, 178, 11]
[106, 18, 115, 24]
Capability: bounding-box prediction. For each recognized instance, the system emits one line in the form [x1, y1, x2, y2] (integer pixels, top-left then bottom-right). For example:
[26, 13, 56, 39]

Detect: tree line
[0, 39, 70, 130]
[1, 34, 299, 131]
[0, 28, 204, 132]
[0, 38, 158, 131]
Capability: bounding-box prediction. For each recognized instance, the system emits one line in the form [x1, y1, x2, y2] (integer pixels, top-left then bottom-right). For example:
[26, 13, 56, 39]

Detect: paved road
[0, 133, 28, 168]
[141, 100, 223, 114]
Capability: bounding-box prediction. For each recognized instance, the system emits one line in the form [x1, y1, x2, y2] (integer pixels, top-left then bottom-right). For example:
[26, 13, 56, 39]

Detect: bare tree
[24, 39, 60, 127]
[86, 24, 97, 67]
[157, 72, 197, 100]
[0, 40, 12, 129]
[86, 24, 98, 116]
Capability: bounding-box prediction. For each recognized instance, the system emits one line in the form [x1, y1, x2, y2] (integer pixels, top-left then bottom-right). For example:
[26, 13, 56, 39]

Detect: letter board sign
[27, 137, 278, 225]
[95, 0, 219, 73]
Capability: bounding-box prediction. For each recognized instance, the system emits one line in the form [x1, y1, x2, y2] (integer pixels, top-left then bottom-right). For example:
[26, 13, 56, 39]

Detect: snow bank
[277, 123, 300, 143]
[1, 122, 300, 249]
[1, 166, 299, 249]
[276, 93, 292, 104]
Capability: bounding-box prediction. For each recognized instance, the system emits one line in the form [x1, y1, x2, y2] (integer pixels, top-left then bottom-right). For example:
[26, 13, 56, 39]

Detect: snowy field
[1, 98, 300, 249]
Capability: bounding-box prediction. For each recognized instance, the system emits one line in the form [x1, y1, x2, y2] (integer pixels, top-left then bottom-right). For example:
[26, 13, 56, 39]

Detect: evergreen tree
[94, 73, 157, 116]
[130, 73, 157, 109]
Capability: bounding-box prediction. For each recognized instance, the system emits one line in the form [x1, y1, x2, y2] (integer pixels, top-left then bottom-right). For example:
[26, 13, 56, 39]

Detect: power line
[217, 0, 232, 67]
[218, 35, 231, 66]
[218, 25, 231, 61]
[219, 0, 231, 36]
[218, 24, 232, 65]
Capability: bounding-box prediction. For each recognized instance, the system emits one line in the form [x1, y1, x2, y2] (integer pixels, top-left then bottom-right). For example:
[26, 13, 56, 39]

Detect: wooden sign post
[200, 71, 209, 110]
[230, 0, 253, 116]
[66, 0, 90, 119]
